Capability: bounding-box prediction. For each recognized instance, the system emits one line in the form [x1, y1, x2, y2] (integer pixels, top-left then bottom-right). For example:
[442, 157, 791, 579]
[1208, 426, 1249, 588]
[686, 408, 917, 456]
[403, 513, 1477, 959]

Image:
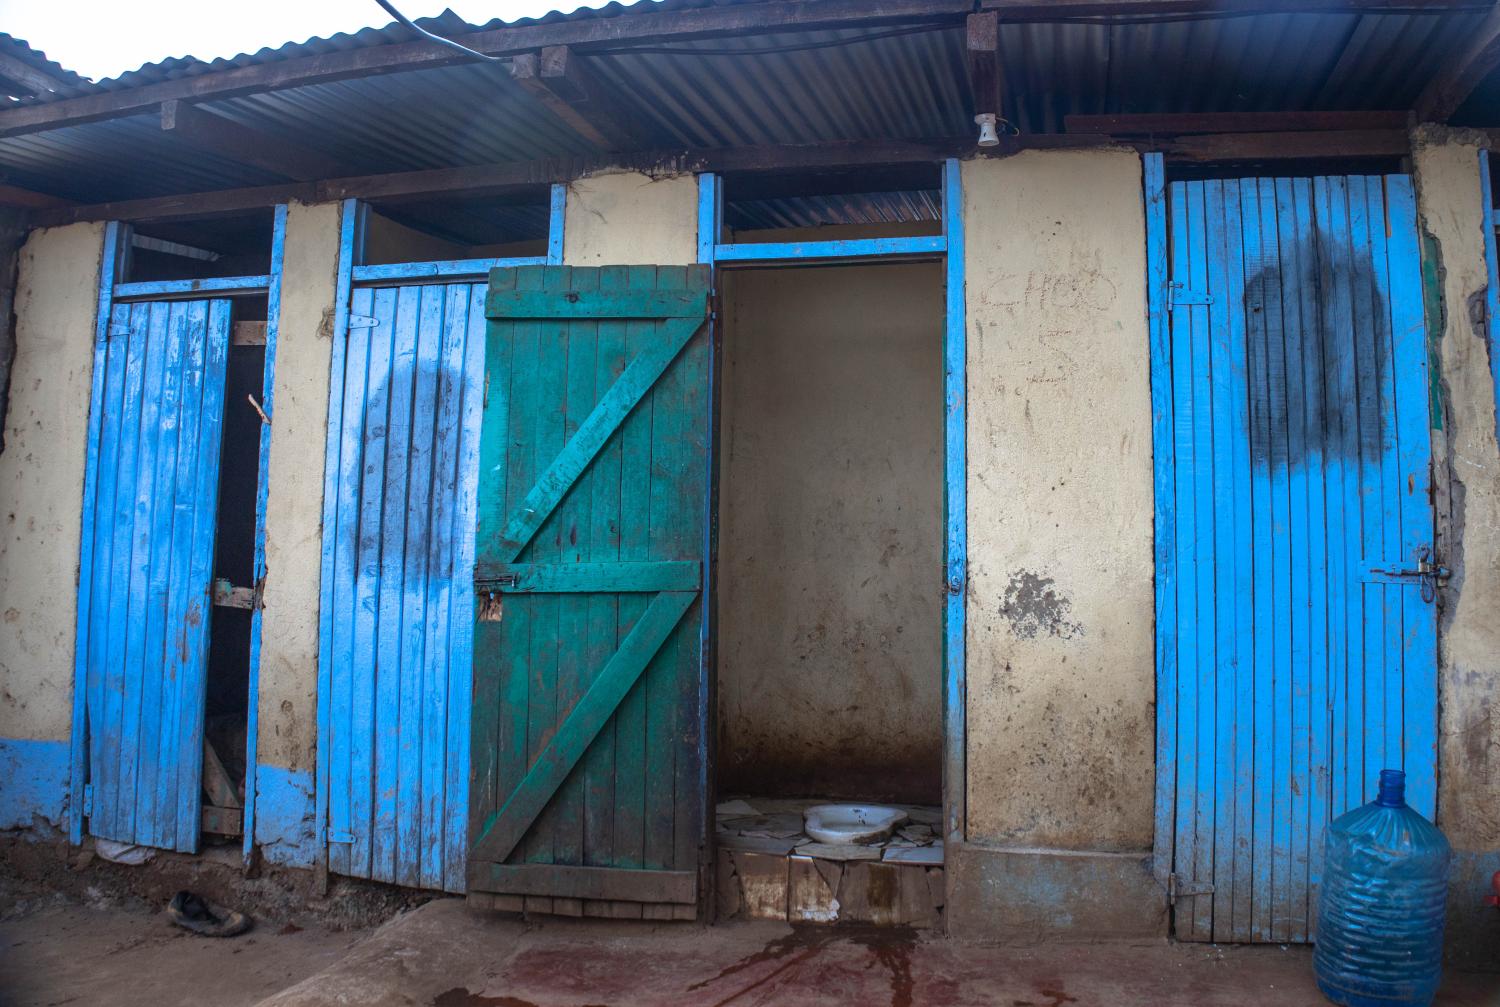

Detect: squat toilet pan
[802, 804, 907, 845]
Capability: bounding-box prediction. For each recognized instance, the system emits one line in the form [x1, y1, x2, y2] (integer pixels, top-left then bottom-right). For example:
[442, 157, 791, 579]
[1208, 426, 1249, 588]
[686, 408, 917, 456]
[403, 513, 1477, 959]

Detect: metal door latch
[1168, 873, 1215, 903]
[1368, 546, 1451, 602]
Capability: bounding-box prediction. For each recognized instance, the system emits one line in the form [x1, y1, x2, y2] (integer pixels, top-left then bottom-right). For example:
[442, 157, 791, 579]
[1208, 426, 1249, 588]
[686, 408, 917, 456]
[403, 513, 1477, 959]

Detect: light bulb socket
[975, 112, 1001, 148]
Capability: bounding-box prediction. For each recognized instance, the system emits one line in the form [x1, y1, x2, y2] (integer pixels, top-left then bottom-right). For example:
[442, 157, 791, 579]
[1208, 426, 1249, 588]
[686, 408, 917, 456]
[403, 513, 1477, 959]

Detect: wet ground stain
[686, 925, 919, 1007]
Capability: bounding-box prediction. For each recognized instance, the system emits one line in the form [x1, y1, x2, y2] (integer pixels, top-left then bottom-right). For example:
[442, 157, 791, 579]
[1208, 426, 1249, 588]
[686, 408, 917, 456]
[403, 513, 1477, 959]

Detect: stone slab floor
[3, 895, 1497, 1007]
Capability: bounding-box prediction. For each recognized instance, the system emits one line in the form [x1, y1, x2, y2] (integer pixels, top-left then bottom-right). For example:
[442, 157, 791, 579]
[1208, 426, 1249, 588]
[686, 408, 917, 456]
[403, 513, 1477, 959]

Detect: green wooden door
[468, 265, 711, 917]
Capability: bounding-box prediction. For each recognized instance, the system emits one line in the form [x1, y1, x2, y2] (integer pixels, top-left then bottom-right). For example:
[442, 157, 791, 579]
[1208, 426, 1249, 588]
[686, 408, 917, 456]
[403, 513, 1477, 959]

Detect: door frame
[313, 186, 567, 883]
[693, 158, 969, 860]
[70, 206, 289, 864]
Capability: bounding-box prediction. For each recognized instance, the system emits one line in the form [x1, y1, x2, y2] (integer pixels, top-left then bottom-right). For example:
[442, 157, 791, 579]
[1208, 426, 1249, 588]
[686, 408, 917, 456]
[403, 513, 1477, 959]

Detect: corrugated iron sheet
[0, 33, 88, 98]
[0, 5, 1494, 206]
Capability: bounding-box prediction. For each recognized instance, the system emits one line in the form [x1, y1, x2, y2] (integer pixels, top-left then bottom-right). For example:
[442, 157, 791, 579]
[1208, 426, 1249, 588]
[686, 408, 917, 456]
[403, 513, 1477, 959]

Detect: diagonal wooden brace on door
[468, 589, 697, 869]
[492, 313, 705, 562]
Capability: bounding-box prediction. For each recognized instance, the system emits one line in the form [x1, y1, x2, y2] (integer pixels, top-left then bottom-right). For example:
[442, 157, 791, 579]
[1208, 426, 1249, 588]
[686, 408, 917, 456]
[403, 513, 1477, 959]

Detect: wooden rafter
[1415, 2, 1500, 122]
[0, 50, 72, 98]
[160, 99, 348, 181]
[0, 184, 72, 211]
[1065, 110, 1411, 134]
[25, 128, 1415, 229]
[511, 46, 648, 150]
[967, 11, 1002, 120]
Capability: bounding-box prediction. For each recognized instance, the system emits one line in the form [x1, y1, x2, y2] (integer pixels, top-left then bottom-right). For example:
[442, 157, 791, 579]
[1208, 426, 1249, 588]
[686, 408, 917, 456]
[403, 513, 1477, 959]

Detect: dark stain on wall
[999, 570, 1081, 641]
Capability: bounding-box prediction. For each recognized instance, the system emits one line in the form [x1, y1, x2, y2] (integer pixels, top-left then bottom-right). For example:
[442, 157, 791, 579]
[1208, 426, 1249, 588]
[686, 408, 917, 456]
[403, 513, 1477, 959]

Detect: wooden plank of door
[469, 589, 696, 869]
[474, 561, 701, 593]
[1385, 175, 1438, 820]
[1166, 180, 1200, 939]
[486, 288, 706, 319]
[494, 313, 705, 561]
[174, 299, 231, 851]
[1202, 179, 1237, 944]
[582, 266, 630, 903]
[470, 863, 696, 903]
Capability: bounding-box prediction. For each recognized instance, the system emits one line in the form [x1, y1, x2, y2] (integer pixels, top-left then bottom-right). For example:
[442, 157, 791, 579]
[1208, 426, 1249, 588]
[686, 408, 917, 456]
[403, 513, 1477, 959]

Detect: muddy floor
[2, 837, 1496, 1007]
[1, 893, 363, 1007]
[6, 893, 1496, 1007]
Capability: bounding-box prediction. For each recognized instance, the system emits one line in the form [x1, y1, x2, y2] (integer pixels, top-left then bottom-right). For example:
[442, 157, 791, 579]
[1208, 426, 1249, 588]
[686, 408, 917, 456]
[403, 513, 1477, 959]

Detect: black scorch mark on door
[1243, 232, 1387, 469]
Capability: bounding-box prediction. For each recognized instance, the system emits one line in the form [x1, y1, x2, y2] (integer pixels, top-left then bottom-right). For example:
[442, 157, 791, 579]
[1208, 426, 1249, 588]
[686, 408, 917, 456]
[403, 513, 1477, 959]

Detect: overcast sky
[0, 0, 617, 81]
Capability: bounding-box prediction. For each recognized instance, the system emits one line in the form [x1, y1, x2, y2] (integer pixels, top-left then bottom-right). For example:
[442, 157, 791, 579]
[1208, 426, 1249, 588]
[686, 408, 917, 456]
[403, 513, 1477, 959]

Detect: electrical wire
[373, 0, 507, 63]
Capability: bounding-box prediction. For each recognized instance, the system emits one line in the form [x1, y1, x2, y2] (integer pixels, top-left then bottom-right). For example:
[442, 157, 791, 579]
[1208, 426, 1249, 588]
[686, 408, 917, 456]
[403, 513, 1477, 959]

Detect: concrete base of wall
[944, 843, 1166, 942]
[1445, 849, 1500, 967]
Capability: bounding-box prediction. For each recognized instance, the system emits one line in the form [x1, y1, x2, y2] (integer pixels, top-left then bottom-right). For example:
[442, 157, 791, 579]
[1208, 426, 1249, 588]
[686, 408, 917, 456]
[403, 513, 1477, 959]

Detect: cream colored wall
[563, 172, 698, 266]
[256, 201, 340, 771]
[1410, 129, 1500, 854]
[962, 150, 1155, 850]
[717, 263, 945, 804]
[0, 223, 104, 741]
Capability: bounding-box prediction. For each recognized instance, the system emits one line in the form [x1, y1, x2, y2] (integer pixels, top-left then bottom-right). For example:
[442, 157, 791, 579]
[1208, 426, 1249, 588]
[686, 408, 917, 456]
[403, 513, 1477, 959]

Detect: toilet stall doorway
[698, 163, 965, 924]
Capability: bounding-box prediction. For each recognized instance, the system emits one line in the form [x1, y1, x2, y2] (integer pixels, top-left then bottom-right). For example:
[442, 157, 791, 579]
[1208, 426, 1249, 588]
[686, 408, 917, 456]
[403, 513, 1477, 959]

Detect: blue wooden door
[320, 281, 486, 892]
[1156, 175, 1437, 944]
[467, 265, 710, 918]
[78, 298, 232, 852]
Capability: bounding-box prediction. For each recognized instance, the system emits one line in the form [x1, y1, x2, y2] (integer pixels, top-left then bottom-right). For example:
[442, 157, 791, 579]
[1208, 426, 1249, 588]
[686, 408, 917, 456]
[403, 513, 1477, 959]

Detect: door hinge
[82, 783, 94, 818]
[1168, 873, 1214, 903]
[347, 314, 378, 330]
[1167, 282, 1213, 307]
[327, 829, 355, 844]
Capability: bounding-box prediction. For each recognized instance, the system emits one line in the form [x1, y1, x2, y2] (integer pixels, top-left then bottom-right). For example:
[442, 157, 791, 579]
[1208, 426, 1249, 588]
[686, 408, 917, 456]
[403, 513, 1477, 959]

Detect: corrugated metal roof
[0, 33, 89, 99]
[1, 4, 1496, 208]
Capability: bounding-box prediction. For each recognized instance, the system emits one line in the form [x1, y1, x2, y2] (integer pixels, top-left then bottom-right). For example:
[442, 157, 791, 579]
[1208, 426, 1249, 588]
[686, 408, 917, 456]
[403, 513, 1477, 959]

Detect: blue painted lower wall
[0, 737, 70, 832]
[254, 764, 316, 868]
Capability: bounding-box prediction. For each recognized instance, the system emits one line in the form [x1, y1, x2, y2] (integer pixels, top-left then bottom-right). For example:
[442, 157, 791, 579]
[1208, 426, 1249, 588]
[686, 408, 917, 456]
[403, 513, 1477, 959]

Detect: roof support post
[966, 11, 1003, 124]
[512, 45, 651, 150]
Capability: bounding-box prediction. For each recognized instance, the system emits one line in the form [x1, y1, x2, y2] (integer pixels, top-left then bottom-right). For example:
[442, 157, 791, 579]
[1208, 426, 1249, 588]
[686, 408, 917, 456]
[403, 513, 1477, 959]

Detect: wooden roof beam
[967, 11, 1003, 122]
[160, 99, 349, 181]
[25, 128, 1418, 229]
[0, 50, 73, 98]
[0, 184, 73, 210]
[1065, 110, 1411, 134]
[511, 46, 650, 150]
[1415, 2, 1500, 122]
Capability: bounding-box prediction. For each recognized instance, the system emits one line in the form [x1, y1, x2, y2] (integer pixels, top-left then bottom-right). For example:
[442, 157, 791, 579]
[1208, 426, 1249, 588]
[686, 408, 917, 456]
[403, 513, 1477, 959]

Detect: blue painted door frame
[696, 161, 968, 846]
[71, 211, 288, 854]
[1146, 159, 1439, 943]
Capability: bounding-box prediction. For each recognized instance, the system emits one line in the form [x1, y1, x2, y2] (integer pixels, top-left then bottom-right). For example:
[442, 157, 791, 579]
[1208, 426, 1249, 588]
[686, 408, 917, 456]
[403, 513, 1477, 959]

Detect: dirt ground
[3, 892, 1497, 1007]
[1, 837, 1496, 1007]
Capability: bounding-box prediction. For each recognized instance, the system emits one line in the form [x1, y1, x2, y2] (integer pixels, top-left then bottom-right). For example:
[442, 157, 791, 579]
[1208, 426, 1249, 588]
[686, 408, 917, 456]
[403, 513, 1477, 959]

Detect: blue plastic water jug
[1314, 769, 1451, 1007]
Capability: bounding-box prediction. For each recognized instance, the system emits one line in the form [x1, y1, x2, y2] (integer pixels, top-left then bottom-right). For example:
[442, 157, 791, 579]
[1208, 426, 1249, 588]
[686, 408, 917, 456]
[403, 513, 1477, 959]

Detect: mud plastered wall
[1410, 128, 1500, 959]
[961, 150, 1154, 850]
[0, 222, 103, 828]
[563, 171, 698, 266]
[253, 200, 340, 864]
